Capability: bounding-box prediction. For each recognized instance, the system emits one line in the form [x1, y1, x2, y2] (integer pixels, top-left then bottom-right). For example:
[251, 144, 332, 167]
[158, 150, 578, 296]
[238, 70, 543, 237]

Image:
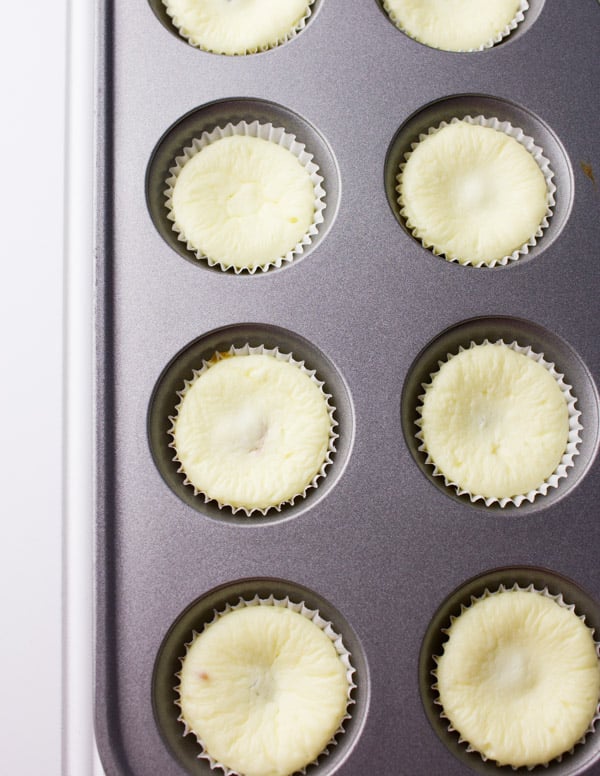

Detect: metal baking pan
[94, 1, 600, 773]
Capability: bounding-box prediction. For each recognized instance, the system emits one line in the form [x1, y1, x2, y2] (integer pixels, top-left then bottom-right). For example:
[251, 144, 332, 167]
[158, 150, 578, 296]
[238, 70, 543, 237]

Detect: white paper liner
[415, 339, 582, 507]
[162, 0, 316, 55]
[431, 583, 600, 770]
[175, 594, 356, 776]
[397, 114, 556, 268]
[165, 120, 326, 274]
[168, 344, 338, 516]
[383, 0, 529, 53]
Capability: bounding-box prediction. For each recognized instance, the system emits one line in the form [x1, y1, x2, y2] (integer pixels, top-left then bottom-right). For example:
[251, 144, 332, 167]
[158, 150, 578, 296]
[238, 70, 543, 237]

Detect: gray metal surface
[95, 1, 600, 774]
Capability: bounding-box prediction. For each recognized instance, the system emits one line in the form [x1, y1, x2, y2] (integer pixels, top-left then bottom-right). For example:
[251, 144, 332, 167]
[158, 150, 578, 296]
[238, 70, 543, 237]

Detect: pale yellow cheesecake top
[436, 590, 600, 767]
[163, 0, 313, 54]
[384, 0, 522, 51]
[171, 135, 316, 271]
[179, 605, 350, 776]
[399, 121, 548, 265]
[420, 343, 569, 499]
[172, 353, 332, 511]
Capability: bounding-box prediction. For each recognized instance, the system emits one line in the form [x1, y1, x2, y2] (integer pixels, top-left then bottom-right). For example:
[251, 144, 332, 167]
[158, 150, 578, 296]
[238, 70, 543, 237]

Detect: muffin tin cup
[148, 322, 354, 526]
[382, 0, 530, 52]
[160, 0, 318, 56]
[147, 98, 340, 275]
[153, 578, 370, 776]
[415, 337, 582, 508]
[167, 342, 338, 517]
[397, 114, 556, 268]
[430, 582, 600, 771]
[420, 567, 600, 775]
[401, 316, 599, 514]
[175, 594, 356, 776]
[164, 119, 327, 274]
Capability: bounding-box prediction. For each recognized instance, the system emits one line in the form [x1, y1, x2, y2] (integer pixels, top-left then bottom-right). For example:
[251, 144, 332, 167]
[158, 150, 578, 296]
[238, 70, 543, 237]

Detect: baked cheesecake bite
[398, 119, 552, 267]
[170, 348, 335, 514]
[167, 130, 322, 273]
[418, 341, 576, 505]
[435, 588, 600, 767]
[178, 602, 353, 776]
[383, 0, 526, 52]
[162, 0, 314, 55]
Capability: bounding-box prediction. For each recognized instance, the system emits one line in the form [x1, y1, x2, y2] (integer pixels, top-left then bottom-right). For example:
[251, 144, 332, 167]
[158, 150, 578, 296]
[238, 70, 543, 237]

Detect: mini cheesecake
[436, 590, 600, 767]
[398, 121, 548, 265]
[171, 352, 333, 512]
[170, 135, 315, 271]
[163, 0, 313, 54]
[384, 0, 523, 52]
[179, 605, 350, 776]
[419, 342, 569, 500]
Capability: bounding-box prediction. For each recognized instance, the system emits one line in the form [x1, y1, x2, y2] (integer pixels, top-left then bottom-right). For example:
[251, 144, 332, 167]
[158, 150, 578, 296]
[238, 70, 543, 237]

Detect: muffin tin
[95, 1, 600, 774]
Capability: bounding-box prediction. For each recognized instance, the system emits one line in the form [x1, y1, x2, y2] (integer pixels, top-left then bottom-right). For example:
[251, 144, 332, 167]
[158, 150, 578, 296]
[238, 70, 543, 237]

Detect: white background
[1, 1, 67, 773]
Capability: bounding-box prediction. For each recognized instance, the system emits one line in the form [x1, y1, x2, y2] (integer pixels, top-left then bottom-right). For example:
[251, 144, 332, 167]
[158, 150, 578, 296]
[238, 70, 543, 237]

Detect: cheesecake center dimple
[470, 396, 502, 434]
[453, 170, 495, 212]
[227, 181, 265, 218]
[215, 406, 270, 455]
[468, 387, 518, 439]
[486, 645, 537, 696]
[249, 668, 276, 702]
